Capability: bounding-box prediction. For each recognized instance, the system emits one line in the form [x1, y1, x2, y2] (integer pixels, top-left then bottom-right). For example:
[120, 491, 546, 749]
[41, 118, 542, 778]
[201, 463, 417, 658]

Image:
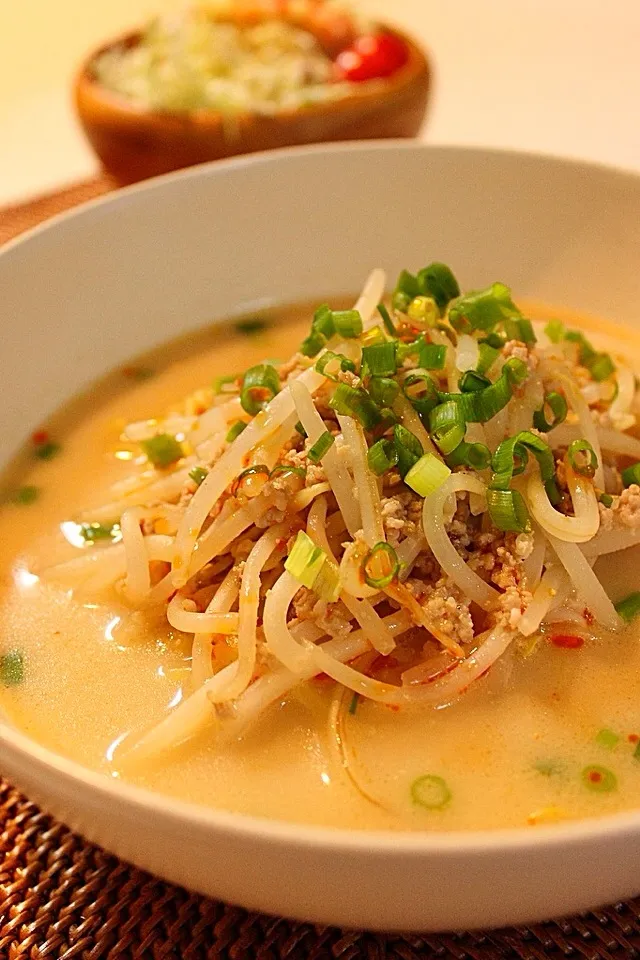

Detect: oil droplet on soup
[1, 301, 640, 832]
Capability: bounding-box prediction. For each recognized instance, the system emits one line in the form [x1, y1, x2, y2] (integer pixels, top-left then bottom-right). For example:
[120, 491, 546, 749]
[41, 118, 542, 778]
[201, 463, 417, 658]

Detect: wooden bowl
[74, 19, 431, 185]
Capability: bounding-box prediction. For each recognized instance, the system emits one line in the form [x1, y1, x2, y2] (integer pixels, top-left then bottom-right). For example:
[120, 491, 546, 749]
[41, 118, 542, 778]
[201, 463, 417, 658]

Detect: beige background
[1, 0, 640, 203]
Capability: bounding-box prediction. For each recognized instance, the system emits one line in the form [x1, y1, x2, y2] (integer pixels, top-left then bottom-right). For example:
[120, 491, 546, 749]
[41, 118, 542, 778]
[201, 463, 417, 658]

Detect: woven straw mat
[1, 178, 640, 959]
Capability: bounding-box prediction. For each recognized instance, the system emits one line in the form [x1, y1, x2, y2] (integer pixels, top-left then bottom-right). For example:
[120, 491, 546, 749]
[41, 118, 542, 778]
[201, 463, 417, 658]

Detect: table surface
[2, 0, 640, 205]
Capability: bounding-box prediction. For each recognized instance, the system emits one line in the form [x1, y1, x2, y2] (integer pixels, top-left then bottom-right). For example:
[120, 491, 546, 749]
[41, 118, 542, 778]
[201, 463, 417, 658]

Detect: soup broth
[1, 299, 640, 832]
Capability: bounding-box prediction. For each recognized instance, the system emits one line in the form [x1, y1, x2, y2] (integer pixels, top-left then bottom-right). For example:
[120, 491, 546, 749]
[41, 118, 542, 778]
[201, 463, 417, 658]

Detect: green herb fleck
[349, 693, 359, 715]
[140, 434, 184, 468]
[235, 317, 268, 336]
[534, 758, 566, 777]
[80, 521, 120, 543]
[213, 374, 239, 394]
[582, 764, 617, 793]
[189, 466, 208, 487]
[595, 728, 620, 750]
[0, 650, 24, 686]
[411, 774, 451, 810]
[34, 441, 61, 461]
[12, 486, 39, 505]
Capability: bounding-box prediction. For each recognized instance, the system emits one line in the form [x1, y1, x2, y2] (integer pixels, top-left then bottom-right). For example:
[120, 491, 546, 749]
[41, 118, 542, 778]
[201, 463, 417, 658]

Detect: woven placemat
[3, 177, 640, 959]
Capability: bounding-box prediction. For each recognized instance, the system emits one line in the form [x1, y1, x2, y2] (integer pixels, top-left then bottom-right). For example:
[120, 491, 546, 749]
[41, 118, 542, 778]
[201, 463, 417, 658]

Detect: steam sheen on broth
[2, 271, 640, 833]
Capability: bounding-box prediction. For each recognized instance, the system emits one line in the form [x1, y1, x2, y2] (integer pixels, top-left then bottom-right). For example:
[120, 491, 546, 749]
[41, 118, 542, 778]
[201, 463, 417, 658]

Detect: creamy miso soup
[2, 265, 640, 833]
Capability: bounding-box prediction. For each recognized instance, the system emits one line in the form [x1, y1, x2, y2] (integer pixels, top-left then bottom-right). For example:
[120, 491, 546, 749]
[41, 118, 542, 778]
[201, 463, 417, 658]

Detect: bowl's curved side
[2, 723, 640, 931]
[74, 28, 430, 184]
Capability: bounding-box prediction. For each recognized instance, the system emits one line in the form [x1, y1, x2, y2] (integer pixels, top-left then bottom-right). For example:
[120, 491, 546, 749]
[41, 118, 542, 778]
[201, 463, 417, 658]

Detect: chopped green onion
[140, 433, 184, 468]
[315, 351, 357, 381]
[407, 296, 437, 326]
[0, 650, 24, 687]
[567, 439, 598, 479]
[416, 262, 460, 315]
[368, 376, 400, 407]
[429, 402, 466, 456]
[405, 453, 451, 497]
[595, 728, 620, 750]
[295, 421, 307, 438]
[367, 438, 399, 476]
[402, 369, 439, 420]
[362, 341, 397, 377]
[504, 356, 529, 385]
[533, 392, 568, 432]
[285, 530, 339, 601]
[349, 693, 359, 715]
[504, 316, 536, 344]
[188, 466, 208, 487]
[285, 530, 326, 589]
[34, 441, 61, 461]
[226, 420, 247, 443]
[614, 592, 640, 622]
[362, 542, 399, 589]
[375, 408, 399, 436]
[411, 774, 451, 810]
[240, 364, 280, 415]
[486, 488, 530, 533]
[314, 558, 341, 603]
[361, 325, 386, 347]
[419, 343, 446, 370]
[332, 309, 363, 339]
[480, 332, 506, 349]
[308, 431, 335, 464]
[300, 330, 327, 358]
[392, 290, 412, 313]
[589, 353, 616, 382]
[491, 431, 555, 491]
[446, 441, 492, 471]
[270, 464, 307, 483]
[599, 492, 614, 508]
[459, 370, 491, 393]
[235, 317, 267, 335]
[622, 463, 640, 488]
[439, 357, 527, 425]
[329, 383, 382, 430]
[213, 374, 238, 394]
[11, 485, 39, 505]
[377, 303, 396, 336]
[565, 331, 616, 381]
[312, 304, 335, 339]
[581, 764, 617, 793]
[449, 282, 521, 334]
[80, 521, 120, 542]
[233, 464, 270, 499]
[393, 424, 423, 479]
[476, 342, 500, 375]
[393, 269, 420, 308]
[534, 758, 566, 777]
[545, 319, 565, 343]
[565, 330, 596, 364]
[397, 336, 445, 371]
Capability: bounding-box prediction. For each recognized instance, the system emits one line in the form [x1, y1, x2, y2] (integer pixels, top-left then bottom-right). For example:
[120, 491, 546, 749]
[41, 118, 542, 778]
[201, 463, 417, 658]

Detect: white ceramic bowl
[2, 143, 640, 932]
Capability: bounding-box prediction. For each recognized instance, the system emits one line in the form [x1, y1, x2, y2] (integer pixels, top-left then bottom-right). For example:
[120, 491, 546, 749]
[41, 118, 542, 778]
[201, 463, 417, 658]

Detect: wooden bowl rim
[75, 22, 430, 128]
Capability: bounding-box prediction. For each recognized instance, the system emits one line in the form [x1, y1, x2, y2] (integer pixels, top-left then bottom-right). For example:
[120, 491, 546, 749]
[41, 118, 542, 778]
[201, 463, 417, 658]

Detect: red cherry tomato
[335, 33, 409, 82]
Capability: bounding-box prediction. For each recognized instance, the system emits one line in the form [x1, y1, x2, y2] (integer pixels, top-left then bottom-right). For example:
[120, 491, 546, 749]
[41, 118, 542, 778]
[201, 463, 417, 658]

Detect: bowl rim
[4, 140, 640, 856]
[74, 21, 430, 127]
